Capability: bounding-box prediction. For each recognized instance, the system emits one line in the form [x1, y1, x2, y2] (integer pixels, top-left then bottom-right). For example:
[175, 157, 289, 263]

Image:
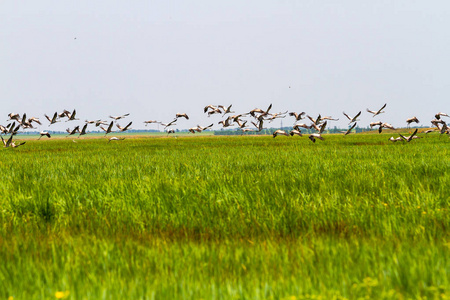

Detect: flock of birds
[1, 104, 449, 148]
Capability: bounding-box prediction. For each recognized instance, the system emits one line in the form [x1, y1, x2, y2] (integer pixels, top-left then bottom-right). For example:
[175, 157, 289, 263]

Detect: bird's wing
[343, 112, 351, 120]
[398, 133, 408, 141]
[410, 129, 418, 140]
[355, 111, 362, 119]
[319, 121, 327, 134]
[107, 121, 114, 131]
[124, 122, 132, 130]
[6, 135, 13, 147]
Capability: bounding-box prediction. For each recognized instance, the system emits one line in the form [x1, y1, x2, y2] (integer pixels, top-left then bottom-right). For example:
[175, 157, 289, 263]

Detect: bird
[250, 103, 272, 118]
[7, 113, 20, 122]
[435, 112, 449, 120]
[272, 130, 289, 138]
[143, 120, 160, 126]
[38, 131, 51, 139]
[388, 136, 403, 142]
[398, 129, 419, 142]
[289, 112, 306, 121]
[100, 121, 114, 136]
[45, 112, 60, 126]
[10, 141, 26, 148]
[308, 133, 324, 143]
[78, 124, 88, 137]
[218, 104, 234, 115]
[176, 113, 189, 120]
[189, 124, 213, 133]
[58, 110, 71, 119]
[108, 137, 125, 143]
[109, 113, 130, 121]
[289, 129, 303, 137]
[188, 127, 200, 134]
[116, 122, 132, 132]
[28, 117, 41, 125]
[343, 122, 357, 135]
[321, 116, 339, 121]
[293, 123, 311, 130]
[267, 112, 287, 121]
[379, 122, 395, 133]
[307, 115, 322, 125]
[85, 119, 101, 125]
[366, 103, 387, 117]
[406, 117, 419, 126]
[1, 135, 13, 147]
[66, 126, 80, 137]
[343, 111, 361, 124]
[218, 118, 232, 128]
[240, 128, 254, 134]
[66, 109, 79, 121]
[161, 119, 177, 129]
[204, 105, 218, 113]
[197, 124, 214, 131]
[369, 121, 383, 128]
[1, 135, 25, 148]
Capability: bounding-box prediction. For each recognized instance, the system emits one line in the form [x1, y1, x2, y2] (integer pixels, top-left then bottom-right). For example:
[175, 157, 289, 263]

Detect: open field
[0, 134, 449, 299]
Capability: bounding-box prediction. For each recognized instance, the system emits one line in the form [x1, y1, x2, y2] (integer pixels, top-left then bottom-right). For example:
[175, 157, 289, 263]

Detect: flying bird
[175, 113, 189, 120]
[366, 103, 387, 117]
[108, 137, 125, 142]
[38, 131, 51, 139]
[406, 117, 419, 126]
[100, 121, 114, 136]
[66, 109, 79, 121]
[289, 111, 306, 121]
[116, 122, 132, 132]
[398, 129, 419, 142]
[435, 112, 449, 120]
[272, 130, 289, 138]
[343, 122, 357, 135]
[78, 123, 88, 137]
[109, 113, 130, 121]
[289, 129, 303, 137]
[143, 120, 160, 126]
[343, 111, 361, 124]
[308, 133, 324, 143]
[66, 126, 80, 137]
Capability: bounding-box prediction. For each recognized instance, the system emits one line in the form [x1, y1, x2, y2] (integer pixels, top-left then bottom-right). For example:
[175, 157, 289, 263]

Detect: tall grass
[0, 134, 449, 299]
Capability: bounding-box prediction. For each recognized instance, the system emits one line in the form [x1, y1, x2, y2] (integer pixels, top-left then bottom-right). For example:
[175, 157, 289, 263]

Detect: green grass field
[0, 134, 449, 299]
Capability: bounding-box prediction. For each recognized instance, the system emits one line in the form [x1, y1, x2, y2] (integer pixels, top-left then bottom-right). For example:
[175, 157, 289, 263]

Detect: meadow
[0, 133, 449, 299]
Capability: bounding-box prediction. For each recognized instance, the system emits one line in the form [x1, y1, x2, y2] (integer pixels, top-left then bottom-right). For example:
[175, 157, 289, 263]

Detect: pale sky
[1, 1, 449, 131]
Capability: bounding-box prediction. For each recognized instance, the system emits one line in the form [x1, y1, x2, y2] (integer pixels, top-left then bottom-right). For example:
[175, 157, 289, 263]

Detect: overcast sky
[1, 1, 449, 131]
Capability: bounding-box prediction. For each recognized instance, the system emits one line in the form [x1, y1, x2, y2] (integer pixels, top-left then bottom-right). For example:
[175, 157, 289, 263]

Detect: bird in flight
[366, 103, 387, 117]
[343, 111, 361, 124]
[109, 114, 130, 121]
